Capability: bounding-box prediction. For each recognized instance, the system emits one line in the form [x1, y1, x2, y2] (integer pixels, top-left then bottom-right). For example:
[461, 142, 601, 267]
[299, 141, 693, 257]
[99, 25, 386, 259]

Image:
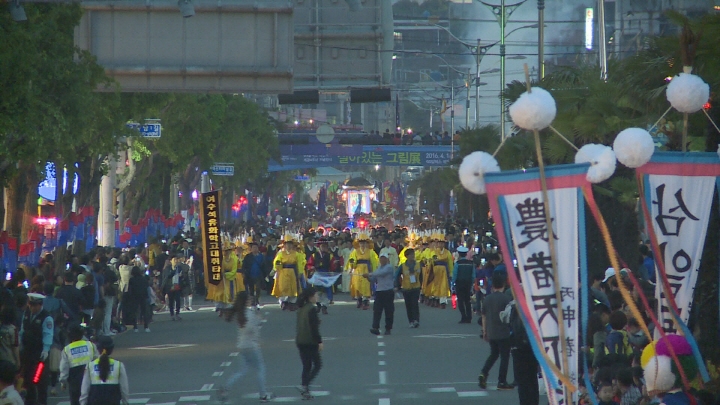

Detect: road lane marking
[370, 388, 390, 394]
[378, 351, 385, 356]
[229, 352, 239, 357]
[128, 400, 150, 404]
[428, 387, 455, 393]
[179, 395, 211, 401]
[379, 398, 391, 405]
[378, 360, 386, 366]
[200, 384, 214, 391]
[220, 362, 231, 367]
[272, 398, 297, 403]
[130, 344, 197, 350]
[377, 342, 385, 347]
[212, 371, 224, 377]
[145, 403, 175, 405]
[379, 371, 387, 385]
[413, 333, 476, 339]
[457, 391, 489, 397]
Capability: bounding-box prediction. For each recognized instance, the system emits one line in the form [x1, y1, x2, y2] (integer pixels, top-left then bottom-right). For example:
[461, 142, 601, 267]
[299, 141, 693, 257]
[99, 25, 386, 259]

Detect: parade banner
[485, 164, 591, 405]
[307, 272, 342, 288]
[636, 152, 720, 337]
[199, 190, 223, 286]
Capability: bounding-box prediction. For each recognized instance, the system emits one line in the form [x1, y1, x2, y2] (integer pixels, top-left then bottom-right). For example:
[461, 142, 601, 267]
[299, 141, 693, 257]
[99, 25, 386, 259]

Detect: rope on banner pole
[682, 113, 689, 152]
[701, 108, 720, 135]
[582, 189, 652, 339]
[523, 64, 572, 403]
[548, 125, 580, 152]
[648, 106, 673, 134]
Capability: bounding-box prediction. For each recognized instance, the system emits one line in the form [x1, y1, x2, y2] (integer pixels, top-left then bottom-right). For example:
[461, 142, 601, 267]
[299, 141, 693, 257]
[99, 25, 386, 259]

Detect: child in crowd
[597, 381, 620, 405]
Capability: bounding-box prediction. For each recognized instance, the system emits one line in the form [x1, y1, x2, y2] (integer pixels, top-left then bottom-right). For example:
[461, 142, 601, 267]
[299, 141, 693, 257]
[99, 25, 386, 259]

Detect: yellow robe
[346, 248, 379, 298]
[222, 252, 242, 304]
[235, 252, 246, 294]
[419, 249, 434, 296]
[271, 250, 306, 298]
[429, 249, 454, 298]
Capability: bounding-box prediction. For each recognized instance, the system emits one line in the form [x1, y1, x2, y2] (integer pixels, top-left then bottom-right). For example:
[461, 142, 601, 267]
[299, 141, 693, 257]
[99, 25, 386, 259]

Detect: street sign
[139, 123, 162, 138]
[211, 163, 235, 176]
[294, 175, 309, 181]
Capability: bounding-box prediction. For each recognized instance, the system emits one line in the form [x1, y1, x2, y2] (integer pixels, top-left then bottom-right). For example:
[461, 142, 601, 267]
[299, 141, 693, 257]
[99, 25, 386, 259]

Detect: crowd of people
[2, 217, 718, 405]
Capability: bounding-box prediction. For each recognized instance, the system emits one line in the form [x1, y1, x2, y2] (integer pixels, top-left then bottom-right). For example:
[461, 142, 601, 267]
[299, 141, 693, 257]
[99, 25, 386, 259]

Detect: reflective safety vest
[87, 358, 122, 405]
[64, 340, 95, 368]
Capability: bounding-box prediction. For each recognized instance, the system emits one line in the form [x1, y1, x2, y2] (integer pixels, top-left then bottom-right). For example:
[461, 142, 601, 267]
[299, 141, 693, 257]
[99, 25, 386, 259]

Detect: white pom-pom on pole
[574, 144, 617, 183]
[613, 128, 655, 168]
[666, 72, 709, 114]
[458, 151, 500, 195]
[509, 87, 557, 131]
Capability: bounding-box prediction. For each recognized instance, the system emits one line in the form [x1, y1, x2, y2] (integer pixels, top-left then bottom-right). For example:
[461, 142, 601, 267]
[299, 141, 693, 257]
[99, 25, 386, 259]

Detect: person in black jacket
[295, 287, 322, 400]
[452, 247, 475, 324]
[242, 241, 266, 308]
[127, 267, 150, 332]
[510, 301, 539, 405]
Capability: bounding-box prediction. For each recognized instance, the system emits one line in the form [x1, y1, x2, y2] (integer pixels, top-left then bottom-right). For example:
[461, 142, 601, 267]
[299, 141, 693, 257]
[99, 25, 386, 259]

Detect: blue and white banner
[307, 272, 342, 288]
[486, 164, 591, 405]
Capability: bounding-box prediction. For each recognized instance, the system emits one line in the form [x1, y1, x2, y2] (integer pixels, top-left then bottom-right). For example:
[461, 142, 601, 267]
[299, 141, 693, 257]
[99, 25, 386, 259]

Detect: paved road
[49, 292, 533, 405]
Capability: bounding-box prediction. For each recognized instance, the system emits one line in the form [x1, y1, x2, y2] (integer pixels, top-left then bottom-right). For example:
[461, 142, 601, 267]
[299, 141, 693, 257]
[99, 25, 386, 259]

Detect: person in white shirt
[0, 360, 23, 405]
[217, 291, 272, 403]
[339, 240, 353, 292]
[379, 237, 399, 268]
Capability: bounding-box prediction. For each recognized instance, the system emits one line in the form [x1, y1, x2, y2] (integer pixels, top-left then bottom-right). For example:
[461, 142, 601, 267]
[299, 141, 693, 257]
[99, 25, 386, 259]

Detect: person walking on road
[478, 272, 514, 391]
[295, 287, 322, 400]
[452, 246, 475, 324]
[217, 291, 272, 403]
[364, 252, 395, 336]
[394, 248, 421, 328]
[59, 324, 98, 405]
[79, 336, 129, 405]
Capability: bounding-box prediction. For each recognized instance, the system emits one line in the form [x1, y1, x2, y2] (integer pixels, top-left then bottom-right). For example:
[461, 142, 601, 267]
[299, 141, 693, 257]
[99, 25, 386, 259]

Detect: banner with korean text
[200, 190, 223, 286]
[636, 152, 720, 338]
[485, 164, 591, 405]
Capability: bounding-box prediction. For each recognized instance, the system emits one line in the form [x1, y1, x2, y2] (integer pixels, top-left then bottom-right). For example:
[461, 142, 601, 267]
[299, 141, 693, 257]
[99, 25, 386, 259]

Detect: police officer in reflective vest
[79, 336, 129, 405]
[394, 248, 421, 328]
[20, 292, 54, 405]
[59, 325, 98, 405]
[452, 246, 475, 324]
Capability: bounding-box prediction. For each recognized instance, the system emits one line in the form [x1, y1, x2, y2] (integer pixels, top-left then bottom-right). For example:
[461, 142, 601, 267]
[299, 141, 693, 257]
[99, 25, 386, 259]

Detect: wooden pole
[682, 112, 688, 152]
[523, 64, 572, 402]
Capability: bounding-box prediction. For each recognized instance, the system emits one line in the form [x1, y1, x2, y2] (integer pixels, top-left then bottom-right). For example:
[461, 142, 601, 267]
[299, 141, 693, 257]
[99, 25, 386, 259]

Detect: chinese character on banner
[200, 190, 223, 286]
[636, 151, 720, 338]
[485, 163, 591, 405]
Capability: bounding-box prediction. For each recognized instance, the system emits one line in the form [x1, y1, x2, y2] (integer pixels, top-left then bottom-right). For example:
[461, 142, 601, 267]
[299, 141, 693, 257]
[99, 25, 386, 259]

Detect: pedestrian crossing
[52, 385, 489, 405]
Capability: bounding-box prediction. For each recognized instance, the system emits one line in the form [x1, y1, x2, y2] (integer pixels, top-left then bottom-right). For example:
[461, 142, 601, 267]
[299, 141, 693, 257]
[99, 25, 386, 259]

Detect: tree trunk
[4, 164, 31, 239]
[20, 168, 39, 243]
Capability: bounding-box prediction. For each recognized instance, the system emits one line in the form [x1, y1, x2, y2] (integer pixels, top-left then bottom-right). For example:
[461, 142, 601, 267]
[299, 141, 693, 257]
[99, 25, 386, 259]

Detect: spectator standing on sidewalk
[478, 272, 513, 391]
[364, 252, 395, 336]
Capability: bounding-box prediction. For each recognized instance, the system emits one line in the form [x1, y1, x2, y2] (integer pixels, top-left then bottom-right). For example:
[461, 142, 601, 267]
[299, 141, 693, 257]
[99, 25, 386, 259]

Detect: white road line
[272, 397, 297, 403]
[179, 395, 211, 401]
[145, 403, 175, 405]
[378, 351, 385, 356]
[377, 335, 383, 339]
[56, 402, 70, 405]
[428, 387, 455, 393]
[377, 341, 385, 347]
[128, 400, 150, 404]
[370, 388, 391, 394]
[311, 391, 331, 396]
[200, 384, 214, 391]
[378, 360, 386, 366]
[379, 398, 391, 405]
[220, 362, 231, 367]
[229, 352, 239, 357]
[212, 371, 224, 377]
[457, 391, 489, 397]
[379, 371, 387, 385]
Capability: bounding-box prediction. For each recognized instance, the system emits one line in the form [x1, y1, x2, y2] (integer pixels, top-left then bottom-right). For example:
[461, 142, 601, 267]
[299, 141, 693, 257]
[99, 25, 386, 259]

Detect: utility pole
[476, 39, 482, 128]
[500, 0, 506, 141]
[466, 68, 471, 129]
[538, 0, 545, 81]
[598, 0, 608, 81]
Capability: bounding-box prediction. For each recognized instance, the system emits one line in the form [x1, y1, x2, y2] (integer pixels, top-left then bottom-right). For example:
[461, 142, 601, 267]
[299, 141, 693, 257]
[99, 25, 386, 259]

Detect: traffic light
[278, 90, 320, 105]
[350, 88, 392, 103]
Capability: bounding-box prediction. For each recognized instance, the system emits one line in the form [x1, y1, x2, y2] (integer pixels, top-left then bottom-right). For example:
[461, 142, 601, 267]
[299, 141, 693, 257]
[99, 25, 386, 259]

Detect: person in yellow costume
[346, 234, 379, 310]
[215, 243, 242, 314]
[418, 237, 434, 305]
[429, 234, 454, 308]
[271, 236, 307, 311]
[234, 242, 247, 296]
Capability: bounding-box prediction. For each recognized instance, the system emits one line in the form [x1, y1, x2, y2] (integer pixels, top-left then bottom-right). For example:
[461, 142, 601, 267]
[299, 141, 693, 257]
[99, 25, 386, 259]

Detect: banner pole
[682, 112, 688, 152]
[523, 64, 571, 401]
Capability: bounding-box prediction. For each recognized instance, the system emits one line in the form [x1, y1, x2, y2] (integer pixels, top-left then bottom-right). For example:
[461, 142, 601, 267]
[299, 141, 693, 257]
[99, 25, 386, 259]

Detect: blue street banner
[270, 145, 458, 171]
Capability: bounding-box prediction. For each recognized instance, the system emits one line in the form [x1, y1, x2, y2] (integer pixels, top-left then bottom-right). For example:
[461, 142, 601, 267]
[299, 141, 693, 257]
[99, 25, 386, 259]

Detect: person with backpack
[506, 300, 539, 405]
[605, 310, 632, 366]
[451, 246, 474, 324]
[478, 272, 513, 391]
